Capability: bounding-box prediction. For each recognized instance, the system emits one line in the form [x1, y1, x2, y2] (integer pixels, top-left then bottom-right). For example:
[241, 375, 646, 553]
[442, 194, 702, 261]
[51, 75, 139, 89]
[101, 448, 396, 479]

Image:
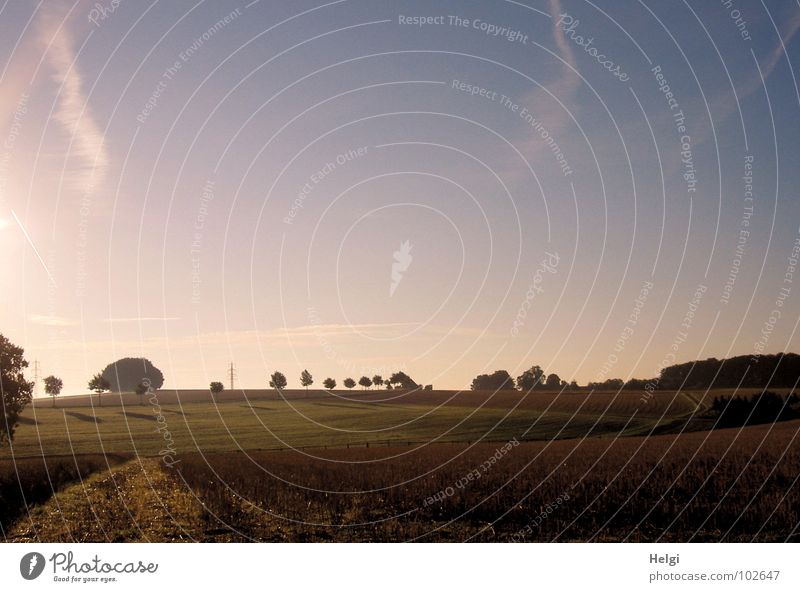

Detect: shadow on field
[240, 405, 277, 412]
[312, 401, 404, 411]
[121, 411, 156, 422]
[64, 411, 103, 424]
[16, 416, 38, 426]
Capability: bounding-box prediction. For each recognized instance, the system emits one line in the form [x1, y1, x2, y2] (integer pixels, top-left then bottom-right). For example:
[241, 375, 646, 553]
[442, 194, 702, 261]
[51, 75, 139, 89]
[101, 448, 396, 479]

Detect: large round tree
[101, 358, 164, 393]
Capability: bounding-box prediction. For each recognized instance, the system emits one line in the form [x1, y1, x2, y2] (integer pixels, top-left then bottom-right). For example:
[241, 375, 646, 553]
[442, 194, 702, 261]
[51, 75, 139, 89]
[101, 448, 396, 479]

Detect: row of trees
[208, 370, 420, 394]
[471, 366, 578, 391]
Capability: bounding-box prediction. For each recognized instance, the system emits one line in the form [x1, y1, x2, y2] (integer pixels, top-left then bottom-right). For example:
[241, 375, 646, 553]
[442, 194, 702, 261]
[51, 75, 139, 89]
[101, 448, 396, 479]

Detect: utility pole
[32, 360, 41, 396]
[228, 362, 236, 391]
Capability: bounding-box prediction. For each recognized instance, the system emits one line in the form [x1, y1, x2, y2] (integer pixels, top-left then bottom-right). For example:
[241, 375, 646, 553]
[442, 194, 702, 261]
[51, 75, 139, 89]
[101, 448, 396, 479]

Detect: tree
[323, 378, 336, 390]
[101, 357, 164, 392]
[43, 375, 63, 408]
[88, 373, 110, 407]
[545, 373, 562, 389]
[300, 369, 313, 390]
[372, 375, 383, 388]
[471, 370, 515, 391]
[269, 371, 287, 390]
[358, 376, 372, 390]
[516, 365, 545, 391]
[343, 377, 356, 389]
[0, 333, 34, 446]
[388, 371, 417, 389]
[209, 381, 224, 395]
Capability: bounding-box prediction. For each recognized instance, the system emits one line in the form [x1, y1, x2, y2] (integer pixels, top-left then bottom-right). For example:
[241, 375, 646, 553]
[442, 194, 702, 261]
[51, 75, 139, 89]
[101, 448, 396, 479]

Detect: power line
[32, 360, 41, 396]
[228, 362, 237, 391]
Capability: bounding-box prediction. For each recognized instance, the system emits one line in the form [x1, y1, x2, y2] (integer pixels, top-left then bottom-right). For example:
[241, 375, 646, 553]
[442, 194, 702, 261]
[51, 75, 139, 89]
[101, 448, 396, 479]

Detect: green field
[5, 388, 708, 458]
[4, 389, 798, 542]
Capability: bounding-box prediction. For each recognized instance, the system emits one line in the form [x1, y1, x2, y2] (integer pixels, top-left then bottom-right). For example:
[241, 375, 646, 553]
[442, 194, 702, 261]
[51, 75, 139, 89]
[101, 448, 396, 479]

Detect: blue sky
[1, 0, 799, 393]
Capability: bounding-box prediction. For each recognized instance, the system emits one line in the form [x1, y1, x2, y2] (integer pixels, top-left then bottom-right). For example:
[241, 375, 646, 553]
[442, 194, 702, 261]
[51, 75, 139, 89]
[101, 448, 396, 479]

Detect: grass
[6, 419, 797, 542]
[170, 419, 799, 542]
[0, 454, 130, 538]
[5, 389, 705, 458]
[3, 389, 797, 542]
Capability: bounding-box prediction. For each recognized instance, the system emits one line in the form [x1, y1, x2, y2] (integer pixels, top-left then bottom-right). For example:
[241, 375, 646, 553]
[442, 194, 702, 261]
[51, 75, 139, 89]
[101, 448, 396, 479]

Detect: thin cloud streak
[28, 314, 77, 327]
[102, 317, 182, 323]
[37, 3, 109, 193]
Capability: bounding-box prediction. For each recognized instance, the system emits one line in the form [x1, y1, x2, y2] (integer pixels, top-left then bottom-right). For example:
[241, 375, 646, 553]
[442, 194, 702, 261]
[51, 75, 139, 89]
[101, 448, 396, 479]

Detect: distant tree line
[473, 353, 800, 392]
[471, 365, 578, 391]
[655, 353, 800, 390]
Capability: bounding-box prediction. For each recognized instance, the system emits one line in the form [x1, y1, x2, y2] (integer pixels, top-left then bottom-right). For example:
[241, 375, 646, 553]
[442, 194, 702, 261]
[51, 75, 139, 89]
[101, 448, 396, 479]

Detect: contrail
[11, 210, 57, 287]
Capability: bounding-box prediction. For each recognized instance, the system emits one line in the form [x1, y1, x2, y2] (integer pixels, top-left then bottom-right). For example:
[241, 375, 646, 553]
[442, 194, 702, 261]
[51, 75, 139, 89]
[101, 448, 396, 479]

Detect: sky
[1, 0, 799, 395]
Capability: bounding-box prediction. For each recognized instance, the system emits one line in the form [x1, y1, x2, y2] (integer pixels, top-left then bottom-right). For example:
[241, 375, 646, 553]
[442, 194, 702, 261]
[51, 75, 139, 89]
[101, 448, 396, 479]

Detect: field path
[7, 458, 202, 542]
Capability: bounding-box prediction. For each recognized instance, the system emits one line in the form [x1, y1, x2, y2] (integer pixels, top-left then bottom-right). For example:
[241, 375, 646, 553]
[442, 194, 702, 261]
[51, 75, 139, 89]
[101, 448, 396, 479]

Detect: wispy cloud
[102, 317, 181, 323]
[28, 313, 77, 327]
[37, 3, 109, 192]
[512, 0, 581, 167]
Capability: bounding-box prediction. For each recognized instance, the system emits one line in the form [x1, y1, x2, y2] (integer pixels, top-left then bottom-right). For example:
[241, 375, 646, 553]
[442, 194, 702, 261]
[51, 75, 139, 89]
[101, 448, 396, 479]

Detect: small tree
[269, 371, 287, 390]
[343, 377, 356, 389]
[516, 365, 545, 391]
[0, 334, 33, 446]
[88, 373, 110, 407]
[372, 375, 383, 388]
[43, 375, 63, 408]
[358, 376, 372, 390]
[300, 369, 313, 391]
[323, 378, 336, 390]
[210, 381, 224, 396]
[388, 371, 417, 389]
[545, 373, 562, 389]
